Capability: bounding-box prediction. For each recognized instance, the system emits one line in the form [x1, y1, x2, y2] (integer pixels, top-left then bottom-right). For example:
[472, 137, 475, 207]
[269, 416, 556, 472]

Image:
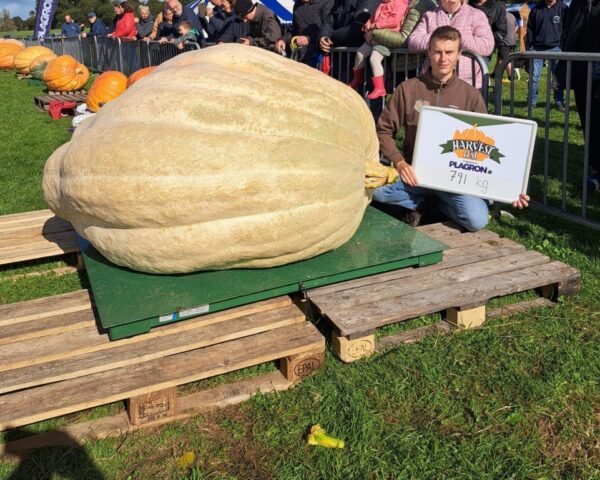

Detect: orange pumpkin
[30, 53, 58, 80]
[126, 66, 157, 88]
[86, 71, 128, 112]
[0, 38, 25, 48]
[14, 46, 54, 74]
[43, 55, 89, 92]
[0, 43, 24, 70]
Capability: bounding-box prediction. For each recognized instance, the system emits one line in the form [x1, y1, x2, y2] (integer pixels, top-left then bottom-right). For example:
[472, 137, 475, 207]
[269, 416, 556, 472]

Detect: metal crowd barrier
[330, 47, 489, 103]
[141, 40, 201, 69]
[15, 36, 201, 74]
[495, 51, 600, 230]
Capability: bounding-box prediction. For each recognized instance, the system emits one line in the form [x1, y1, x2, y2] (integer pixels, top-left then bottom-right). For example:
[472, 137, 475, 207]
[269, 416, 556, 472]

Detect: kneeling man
[373, 25, 528, 231]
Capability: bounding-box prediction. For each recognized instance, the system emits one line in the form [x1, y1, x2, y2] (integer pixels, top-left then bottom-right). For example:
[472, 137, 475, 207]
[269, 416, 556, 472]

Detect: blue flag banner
[188, 0, 294, 22]
[35, 0, 59, 39]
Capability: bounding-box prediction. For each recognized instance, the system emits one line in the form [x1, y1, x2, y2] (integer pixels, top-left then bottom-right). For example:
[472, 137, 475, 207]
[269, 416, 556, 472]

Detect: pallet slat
[310, 237, 525, 300]
[0, 304, 305, 394]
[314, 250, 550, 311]
[0, 296, 292, 372]
[0, 322, 324, 430]
[331, 260, 580, 336]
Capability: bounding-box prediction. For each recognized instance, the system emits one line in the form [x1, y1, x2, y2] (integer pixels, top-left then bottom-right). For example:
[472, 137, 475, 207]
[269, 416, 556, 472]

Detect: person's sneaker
[402, 209, 422, 227]
[587, 175, 600, 192]
[555, 102, 566, 112]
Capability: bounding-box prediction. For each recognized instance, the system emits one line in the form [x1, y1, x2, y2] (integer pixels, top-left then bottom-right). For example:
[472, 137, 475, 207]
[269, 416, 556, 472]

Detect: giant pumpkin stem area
[364, 160, 398, 189]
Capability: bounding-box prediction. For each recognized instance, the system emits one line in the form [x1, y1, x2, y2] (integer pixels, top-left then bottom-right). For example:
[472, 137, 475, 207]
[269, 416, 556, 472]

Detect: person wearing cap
[234, 0, 283, 51]
[61, 15, 81, 37]
[107, 0, 137, 39]
[82, 12, 107, 38]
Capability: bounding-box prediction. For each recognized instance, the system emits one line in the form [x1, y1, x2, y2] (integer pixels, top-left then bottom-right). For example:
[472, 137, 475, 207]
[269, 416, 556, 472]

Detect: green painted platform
[82, 207, 447, 340]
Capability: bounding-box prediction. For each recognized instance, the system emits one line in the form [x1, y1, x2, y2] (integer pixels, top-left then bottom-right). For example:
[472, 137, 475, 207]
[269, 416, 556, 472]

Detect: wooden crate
[0, 209, 79, 270]
[34, 90, 87, 112]
[0, 291, 324, 442]
[306, 222, 581, 362]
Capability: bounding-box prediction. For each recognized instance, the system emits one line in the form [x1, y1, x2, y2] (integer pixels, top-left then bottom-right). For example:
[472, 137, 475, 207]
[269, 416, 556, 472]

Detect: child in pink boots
[348, 0, 409, 99]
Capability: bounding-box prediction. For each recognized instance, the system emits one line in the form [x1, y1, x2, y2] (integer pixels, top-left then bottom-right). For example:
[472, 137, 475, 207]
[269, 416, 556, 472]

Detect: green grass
[0, 70, 599, 480]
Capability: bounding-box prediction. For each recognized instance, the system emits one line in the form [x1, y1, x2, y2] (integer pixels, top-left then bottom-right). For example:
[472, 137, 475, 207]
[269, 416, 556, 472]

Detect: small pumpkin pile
[14, 46, 54, 74]
[86, 71, 128, 112]
[0, 39, 24, 70]
[43, 55, 89, 91]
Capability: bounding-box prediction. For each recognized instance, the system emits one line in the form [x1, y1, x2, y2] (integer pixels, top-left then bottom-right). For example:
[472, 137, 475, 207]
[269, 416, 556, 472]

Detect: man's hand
[512, 193, 530, 209]
[239, 37, 250, 45]
[106, 33, 113, 38]
[275, 39, 285, 53]
[319, 36, 332, 52]
[158, 37, 168, 44]
[395, 160, 418, 187]
[295, 35, 309, 46]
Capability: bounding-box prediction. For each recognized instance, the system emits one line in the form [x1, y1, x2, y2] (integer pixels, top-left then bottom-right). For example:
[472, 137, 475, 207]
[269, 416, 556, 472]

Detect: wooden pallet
[306, 222, 581, 362]
[0, 209, 79, 268]
[0, 291, 324, 437]
[34, 90, 87, 112]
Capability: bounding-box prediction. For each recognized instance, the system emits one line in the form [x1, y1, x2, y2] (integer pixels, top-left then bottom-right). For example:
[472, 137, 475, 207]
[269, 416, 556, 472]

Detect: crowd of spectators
[59, 0, 597, 102]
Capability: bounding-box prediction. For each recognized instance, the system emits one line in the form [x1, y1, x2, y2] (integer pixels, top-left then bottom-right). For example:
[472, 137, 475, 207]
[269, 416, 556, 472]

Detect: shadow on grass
[3, 428, 104, 480]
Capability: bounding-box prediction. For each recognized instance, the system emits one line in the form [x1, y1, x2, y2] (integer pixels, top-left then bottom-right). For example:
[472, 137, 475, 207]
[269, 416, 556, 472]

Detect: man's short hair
[428, 26, 462, 51]
[179, 21, 191, 30]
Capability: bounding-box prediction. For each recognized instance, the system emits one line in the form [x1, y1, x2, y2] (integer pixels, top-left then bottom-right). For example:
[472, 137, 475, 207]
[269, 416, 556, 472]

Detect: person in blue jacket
[82, 12, 107, 37]
[61, 15, 81, 37]
[526, 0, 568, 109]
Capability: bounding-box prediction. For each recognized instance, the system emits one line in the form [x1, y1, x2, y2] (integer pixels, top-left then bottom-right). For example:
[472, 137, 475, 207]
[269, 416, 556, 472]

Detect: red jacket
[113, 12, 137, 38]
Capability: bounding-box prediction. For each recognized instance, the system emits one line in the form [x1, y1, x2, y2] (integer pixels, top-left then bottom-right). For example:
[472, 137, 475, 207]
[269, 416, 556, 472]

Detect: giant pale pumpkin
[14, 46, 54, 74]
[43, 55, 89, 91]
[43, 44, 379, 274]
[85, 71, 128, 112]
[0, 43, 24, 70]
[126, 66, 157, 88]
[30, 53, 58, 80]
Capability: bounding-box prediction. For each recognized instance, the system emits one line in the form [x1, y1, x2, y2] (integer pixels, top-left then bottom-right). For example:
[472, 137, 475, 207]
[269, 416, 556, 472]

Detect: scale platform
[82, 207, 448, 340]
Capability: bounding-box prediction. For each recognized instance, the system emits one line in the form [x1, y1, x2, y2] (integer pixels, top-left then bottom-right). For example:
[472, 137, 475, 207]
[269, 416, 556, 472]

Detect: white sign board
[411, 107, 537, 203]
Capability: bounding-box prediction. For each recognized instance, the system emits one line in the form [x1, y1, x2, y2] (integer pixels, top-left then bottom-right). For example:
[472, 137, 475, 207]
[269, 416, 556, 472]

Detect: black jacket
[248, 4, 282, 50]
[291, 0, 334, 44]
[319, 0, 378, 48]
[207, 6, 230, 41]
[469, 0, 508, 48]
[527, 0, 568, 49]
[217, 16, 251, 43]
[561, 0, 600, 52]
[156, 21, 178, 40]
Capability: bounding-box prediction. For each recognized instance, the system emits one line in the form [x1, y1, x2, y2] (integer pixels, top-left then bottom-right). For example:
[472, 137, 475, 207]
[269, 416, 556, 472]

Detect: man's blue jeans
[373, 179, 489, 232]
[530, 46, 564, 107]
